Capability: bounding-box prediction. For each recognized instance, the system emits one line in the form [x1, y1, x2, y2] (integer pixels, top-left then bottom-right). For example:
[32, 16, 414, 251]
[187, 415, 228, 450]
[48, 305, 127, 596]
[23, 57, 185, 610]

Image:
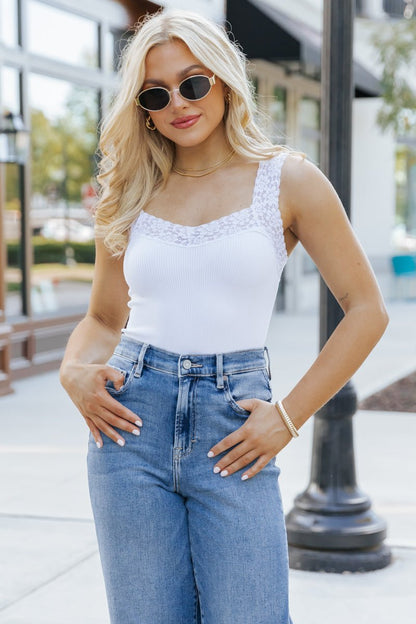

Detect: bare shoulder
[281, 154, 334, 205]
[280, 153, 345, 229]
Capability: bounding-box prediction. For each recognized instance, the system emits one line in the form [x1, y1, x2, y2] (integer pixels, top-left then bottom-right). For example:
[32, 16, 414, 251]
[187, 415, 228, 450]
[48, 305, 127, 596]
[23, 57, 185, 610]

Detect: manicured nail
[213, 466, 221, 474]
[132, 429, 141, 436]
[220, 469, 228, 477]
[96, 440, 102, 449]
[135, 420, 143, 427]
[241, 474, 249, 481]
[207, 451, 214, 457]
[117, 439, 125, 447]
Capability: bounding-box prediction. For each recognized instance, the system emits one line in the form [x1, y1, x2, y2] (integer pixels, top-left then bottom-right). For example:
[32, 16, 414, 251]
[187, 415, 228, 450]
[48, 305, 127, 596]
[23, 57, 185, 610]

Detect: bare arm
[61, 237, 130, 368]
[60, 238, 143, 447]
[207, 155, 388, 480]
[280, 155, 388, 426]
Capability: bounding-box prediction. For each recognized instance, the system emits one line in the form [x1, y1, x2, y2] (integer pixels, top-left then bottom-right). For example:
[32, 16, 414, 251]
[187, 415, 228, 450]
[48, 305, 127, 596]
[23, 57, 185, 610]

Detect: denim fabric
[87, 337, 293, 624]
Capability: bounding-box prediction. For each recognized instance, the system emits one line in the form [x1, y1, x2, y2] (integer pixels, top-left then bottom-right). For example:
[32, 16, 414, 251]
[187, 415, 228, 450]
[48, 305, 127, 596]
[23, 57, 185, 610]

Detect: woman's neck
[173, 129, 232, 172]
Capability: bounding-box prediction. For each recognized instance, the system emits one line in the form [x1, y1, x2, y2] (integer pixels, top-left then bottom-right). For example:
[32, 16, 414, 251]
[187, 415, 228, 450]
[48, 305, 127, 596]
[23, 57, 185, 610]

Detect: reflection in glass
[300, 97, 321, 163]
[28, 0, 98, 67]
[29, 74, 99, 316]
[4, 163, 23, 317]
[1, 66, 23, 317]
[251, 76, 259, 99]
[0, 0, 18, 47]
[105, 28, 130, 73]
[1, 66, 20, 115]
[300, 98, 320, 130]
[269, 87, 286, 143]
[299, 137, 320, 164]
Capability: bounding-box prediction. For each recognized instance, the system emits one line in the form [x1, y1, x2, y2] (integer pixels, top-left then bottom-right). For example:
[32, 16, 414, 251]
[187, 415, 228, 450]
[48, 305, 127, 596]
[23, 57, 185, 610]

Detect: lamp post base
[288, 543, 392, 573]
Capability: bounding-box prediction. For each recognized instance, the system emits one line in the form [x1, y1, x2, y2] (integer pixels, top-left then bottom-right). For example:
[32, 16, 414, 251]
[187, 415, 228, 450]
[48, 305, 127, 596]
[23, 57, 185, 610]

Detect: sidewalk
[0, 300, 415, 624]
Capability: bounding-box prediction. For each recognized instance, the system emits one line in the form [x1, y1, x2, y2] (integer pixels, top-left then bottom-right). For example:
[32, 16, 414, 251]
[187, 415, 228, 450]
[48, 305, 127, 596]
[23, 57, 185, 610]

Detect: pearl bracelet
[274, 400, 299, 438]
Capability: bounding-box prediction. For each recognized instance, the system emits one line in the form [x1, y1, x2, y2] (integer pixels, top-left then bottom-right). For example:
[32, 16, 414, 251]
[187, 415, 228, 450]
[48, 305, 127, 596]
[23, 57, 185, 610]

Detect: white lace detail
[256, 152, 288, 267]
[130, 152, 288, 263]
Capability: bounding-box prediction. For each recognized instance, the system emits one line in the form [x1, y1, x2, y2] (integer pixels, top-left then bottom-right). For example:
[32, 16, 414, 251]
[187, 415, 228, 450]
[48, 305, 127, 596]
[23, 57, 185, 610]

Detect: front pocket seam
[260, 368, 273, 396]
[105, 363, 138, 395]
[222, 375, 251, 415]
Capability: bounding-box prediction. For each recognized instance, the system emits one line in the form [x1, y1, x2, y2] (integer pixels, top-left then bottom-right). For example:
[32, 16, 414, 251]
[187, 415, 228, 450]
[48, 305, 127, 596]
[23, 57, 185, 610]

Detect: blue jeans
[87, 337, 292, 624]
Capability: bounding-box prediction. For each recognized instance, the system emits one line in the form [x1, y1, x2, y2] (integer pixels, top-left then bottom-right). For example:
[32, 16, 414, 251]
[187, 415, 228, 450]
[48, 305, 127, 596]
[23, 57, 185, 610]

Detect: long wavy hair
[95, 8, 290, 255]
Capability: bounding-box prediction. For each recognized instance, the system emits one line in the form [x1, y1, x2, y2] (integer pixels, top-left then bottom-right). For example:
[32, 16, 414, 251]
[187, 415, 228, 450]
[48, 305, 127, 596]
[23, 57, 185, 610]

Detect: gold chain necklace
[172, 150, 235, 178]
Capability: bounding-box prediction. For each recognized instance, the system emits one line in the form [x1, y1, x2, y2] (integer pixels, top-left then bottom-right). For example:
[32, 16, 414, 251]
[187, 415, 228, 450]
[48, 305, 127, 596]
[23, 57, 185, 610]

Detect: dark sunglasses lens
[139, 88, 170, 111]
[180, 76, 211, 100]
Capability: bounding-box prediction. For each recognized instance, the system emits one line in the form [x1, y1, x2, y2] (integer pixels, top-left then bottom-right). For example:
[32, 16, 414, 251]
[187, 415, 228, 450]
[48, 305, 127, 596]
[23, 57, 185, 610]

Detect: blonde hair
[95, 9, 291, 255]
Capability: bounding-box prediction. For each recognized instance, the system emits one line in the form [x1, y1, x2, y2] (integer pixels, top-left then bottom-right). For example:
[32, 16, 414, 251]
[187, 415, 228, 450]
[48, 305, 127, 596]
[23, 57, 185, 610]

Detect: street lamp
[0, 111, 30, 395]
[0, 112, 30, 165]
[285, 0, 391, 573]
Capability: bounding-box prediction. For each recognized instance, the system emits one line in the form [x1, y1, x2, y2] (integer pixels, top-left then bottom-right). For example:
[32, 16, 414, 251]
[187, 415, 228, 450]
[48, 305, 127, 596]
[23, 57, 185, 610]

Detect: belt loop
[264, 346, 272, 380]
[216, 353, 224, 389]
[134, 342, 149, 377]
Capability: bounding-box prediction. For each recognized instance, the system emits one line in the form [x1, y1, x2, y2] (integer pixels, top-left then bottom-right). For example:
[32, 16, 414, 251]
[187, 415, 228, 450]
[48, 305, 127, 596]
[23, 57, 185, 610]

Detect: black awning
[226, 0, 381, 97]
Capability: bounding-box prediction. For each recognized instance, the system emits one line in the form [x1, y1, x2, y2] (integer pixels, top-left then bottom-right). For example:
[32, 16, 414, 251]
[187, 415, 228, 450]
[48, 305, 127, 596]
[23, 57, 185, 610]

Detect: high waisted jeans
[87, 337, 292, 624]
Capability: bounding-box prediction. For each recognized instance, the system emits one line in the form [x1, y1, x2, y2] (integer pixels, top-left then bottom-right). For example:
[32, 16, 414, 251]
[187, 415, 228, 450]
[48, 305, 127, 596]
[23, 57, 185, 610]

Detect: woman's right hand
[60, 362, 143, 448]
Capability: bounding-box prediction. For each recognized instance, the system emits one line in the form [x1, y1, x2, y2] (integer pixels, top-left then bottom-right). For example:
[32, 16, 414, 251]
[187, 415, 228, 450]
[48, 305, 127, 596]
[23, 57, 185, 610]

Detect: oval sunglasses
[135, 74, 216, 112]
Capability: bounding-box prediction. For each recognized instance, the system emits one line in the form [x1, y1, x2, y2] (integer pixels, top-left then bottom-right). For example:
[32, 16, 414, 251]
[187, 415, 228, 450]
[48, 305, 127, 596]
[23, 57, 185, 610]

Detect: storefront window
[4, 163, 22, 318]
[2, 66, 24, 318]
[29, 73, 99, 316]
[105, 28, 130, 73]
[299, 97, 321, 163]
[0, 0, 18, 47]
[1, 65, 20, 113]
[28, 1, 99, 68]
[269, 86, 286, 144]
[251, 76, 259, 98]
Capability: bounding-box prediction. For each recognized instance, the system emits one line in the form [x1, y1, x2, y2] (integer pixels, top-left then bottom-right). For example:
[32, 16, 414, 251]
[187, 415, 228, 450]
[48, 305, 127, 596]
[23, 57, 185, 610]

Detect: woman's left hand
[207, 399, 293, 480]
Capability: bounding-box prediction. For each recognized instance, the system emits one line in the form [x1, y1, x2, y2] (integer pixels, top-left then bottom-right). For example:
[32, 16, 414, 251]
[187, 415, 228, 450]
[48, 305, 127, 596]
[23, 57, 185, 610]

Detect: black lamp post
[0, 112, 31, 315]
[0, 111, 30, 395]
[0, 112, 30, 165]
[285, 0, 392, 573]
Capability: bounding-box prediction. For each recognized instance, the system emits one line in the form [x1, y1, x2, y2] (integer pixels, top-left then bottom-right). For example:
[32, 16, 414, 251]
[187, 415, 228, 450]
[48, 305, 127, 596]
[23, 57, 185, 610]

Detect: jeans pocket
[105, 353, 138, 395]
[223, 368, 272, 416]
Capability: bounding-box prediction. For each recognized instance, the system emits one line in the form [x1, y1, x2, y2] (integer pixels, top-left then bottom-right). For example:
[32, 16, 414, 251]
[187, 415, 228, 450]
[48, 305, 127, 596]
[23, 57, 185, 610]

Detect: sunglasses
[135, 74, 216, 112]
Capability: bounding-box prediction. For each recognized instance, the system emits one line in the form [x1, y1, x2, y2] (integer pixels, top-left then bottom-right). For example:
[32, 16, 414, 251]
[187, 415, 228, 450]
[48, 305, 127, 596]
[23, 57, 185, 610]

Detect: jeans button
[182, 359, 192, 370]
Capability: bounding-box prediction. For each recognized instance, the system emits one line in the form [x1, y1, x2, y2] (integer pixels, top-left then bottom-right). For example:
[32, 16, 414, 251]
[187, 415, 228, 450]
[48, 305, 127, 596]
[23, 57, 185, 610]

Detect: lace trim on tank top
[130, 152, 288, 264]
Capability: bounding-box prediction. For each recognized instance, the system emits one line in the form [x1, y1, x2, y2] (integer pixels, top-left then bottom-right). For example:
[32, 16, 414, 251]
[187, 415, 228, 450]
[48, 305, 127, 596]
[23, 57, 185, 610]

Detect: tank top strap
[253, 151, 289, 266]
[253, 151, 288, 206]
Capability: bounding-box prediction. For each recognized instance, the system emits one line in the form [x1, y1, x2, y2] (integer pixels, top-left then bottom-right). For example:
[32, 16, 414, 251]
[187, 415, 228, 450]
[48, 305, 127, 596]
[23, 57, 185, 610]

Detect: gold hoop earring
[146, 114, 156, 131]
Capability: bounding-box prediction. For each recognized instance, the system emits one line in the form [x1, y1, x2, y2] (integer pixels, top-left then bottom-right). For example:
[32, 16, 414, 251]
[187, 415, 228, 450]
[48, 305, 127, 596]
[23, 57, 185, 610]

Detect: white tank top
[122, 152, 288, 354]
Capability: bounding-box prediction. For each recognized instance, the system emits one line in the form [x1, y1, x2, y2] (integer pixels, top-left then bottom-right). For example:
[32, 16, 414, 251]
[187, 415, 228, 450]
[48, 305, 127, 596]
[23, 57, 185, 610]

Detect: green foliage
[7, 238, 95, 267]
[372, 19, 416, 135]
[30, 84, 99, 203]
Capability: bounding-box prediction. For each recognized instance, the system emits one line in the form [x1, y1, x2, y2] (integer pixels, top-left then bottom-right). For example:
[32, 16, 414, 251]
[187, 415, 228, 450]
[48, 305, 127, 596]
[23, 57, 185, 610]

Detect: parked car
[41, 218, 95, 243]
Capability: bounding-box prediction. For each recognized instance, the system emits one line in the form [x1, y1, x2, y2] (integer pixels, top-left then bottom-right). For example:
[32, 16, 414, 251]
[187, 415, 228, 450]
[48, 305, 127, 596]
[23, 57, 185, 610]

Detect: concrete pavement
[0, 299, 415, 623]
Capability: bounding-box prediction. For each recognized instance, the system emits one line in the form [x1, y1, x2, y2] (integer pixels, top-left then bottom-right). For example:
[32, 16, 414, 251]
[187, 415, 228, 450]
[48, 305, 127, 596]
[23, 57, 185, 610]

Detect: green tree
[55, 86, 99, 203]
[31, 109, 63, 197]
[30, 85, 99, 204]
[372, 18, 416, 135]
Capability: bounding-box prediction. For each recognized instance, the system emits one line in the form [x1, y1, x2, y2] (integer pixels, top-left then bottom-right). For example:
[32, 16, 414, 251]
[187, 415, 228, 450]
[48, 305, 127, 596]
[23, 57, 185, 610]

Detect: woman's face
[141, 39, 227, 148]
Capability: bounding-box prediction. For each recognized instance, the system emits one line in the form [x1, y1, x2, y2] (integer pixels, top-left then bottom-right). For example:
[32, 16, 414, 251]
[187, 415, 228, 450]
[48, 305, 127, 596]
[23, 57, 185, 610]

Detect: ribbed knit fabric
[122, 152, 289, 354]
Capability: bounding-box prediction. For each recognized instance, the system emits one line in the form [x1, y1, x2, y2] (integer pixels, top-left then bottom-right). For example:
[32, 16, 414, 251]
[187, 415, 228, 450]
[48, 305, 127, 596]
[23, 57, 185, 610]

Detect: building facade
[0, 0, 136, 394]
[0, 0, 408, 393]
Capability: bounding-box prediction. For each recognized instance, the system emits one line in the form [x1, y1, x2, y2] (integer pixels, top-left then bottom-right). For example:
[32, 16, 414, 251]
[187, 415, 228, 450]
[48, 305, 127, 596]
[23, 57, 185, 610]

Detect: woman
[60, 9, 388, 624]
